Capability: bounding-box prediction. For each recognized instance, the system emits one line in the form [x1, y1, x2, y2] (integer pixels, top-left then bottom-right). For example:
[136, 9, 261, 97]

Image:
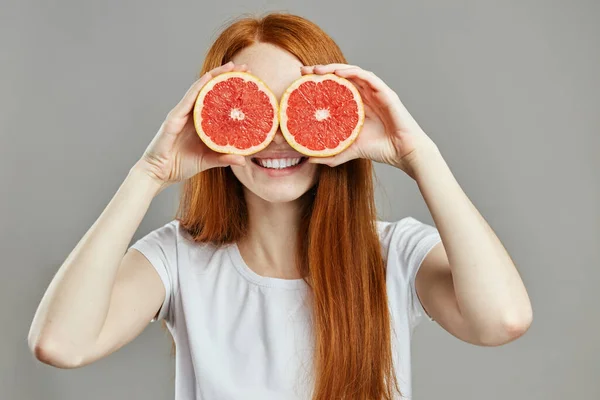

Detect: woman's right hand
[137, 61, 249, 187]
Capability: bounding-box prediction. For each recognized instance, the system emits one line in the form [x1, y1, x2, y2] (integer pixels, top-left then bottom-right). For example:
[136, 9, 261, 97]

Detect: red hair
[176, 13, 399, 399]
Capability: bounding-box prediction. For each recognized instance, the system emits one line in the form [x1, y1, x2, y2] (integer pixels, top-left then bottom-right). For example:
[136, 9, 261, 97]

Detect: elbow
[478, 307, 533, 347]
[29, 336, 86, 369]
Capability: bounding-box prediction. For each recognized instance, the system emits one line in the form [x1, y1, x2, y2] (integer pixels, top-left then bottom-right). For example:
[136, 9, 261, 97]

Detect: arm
[301, 63, 533, 346]
[28, 62, 250, 368]
[413, 145, 532, 346]
[28, 163, 166, 368]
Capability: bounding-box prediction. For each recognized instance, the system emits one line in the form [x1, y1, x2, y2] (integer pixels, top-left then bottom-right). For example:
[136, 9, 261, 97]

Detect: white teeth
[257, 158, 302, 169]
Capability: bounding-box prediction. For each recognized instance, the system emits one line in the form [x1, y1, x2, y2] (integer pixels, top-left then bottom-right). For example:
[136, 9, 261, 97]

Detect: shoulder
[146, 219, 187, 240]
[378, 217, 442, 326]
[130, 220, 220, 270]
[376, 216, 439, 250]
[376, 216, 441, 280]
[134, 219, 206, 248]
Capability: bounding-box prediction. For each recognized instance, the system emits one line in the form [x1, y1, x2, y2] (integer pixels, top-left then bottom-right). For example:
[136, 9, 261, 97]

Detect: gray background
[1, 0, 598, 399]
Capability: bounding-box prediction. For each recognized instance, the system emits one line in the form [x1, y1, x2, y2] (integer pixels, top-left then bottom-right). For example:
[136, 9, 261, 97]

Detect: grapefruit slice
[193, 71, 279, 156]
[279, 73, 365, 157]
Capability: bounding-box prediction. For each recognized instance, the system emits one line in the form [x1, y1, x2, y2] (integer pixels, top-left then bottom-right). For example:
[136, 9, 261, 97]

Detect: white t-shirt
[130, 216, 441, 400]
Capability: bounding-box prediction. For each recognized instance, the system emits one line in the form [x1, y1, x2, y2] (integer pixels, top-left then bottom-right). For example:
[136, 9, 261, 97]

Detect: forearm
[28, 161, 164, 353]
[412, 146, 532, 339]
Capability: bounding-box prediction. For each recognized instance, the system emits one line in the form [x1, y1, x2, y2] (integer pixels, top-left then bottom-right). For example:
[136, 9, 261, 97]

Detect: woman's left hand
[301, 64, 438, 179]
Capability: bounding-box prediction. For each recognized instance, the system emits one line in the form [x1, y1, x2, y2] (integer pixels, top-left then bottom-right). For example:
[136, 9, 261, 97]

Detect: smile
[251, 157, 307, 169]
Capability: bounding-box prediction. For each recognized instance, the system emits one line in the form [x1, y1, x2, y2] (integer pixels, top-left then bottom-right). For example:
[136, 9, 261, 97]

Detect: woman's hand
[301, 64, 439, 179]
[137, 62, 249, 187]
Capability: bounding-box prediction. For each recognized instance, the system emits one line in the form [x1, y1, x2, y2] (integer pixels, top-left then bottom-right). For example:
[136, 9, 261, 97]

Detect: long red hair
[176, 13, 399, 399]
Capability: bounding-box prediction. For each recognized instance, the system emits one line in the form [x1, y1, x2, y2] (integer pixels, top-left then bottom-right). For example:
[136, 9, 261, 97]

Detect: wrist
[392, 139, 442, 179]
[128, 160, 169, 197]
[409, 144, 448, 183]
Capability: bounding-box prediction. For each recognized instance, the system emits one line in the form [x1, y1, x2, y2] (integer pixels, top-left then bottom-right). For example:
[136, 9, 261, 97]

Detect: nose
[272, 130, 286, 145]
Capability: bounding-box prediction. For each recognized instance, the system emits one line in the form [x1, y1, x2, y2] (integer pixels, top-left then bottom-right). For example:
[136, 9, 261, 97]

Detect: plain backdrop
[1, 0, 599, 399]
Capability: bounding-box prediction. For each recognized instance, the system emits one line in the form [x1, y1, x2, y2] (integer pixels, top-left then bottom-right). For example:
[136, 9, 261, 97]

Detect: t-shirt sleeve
[129, 220, 179, 324]
[382, 217, 442, 328]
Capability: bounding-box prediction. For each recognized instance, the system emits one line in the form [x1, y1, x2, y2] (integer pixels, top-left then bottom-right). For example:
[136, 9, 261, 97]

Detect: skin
[28, 42, 532, 370]
[229, 44, 319, 277]
[302, 62, 533, 345]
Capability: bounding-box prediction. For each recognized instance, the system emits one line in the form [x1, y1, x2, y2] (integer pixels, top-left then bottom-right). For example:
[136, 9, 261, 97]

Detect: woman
[28, 12, 532, 400]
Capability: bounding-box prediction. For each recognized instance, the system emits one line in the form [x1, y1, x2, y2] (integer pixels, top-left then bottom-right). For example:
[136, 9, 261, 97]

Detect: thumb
[215, 154, 247, 167]
[199, 153, 246, 171]
[308, 152, 352, 167]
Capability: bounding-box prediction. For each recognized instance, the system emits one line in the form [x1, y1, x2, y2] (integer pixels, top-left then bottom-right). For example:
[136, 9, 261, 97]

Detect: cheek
[230, 163, 253, 185]
[306, 164, 319, 185]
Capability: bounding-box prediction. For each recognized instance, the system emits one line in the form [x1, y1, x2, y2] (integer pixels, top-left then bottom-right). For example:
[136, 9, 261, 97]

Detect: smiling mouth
[251, 157, 308, 169]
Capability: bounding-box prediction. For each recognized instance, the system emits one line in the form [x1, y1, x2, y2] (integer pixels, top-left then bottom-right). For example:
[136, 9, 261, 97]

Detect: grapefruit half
[279, 73, 365, 157]
[193, 72, 279, 156]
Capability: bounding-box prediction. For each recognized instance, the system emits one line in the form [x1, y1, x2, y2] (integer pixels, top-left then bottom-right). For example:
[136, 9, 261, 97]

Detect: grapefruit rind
[278, 73, 365, 158]
[193, 71, 279, 156]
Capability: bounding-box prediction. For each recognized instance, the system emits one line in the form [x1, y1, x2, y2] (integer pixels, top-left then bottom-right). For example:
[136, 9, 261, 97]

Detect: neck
[237, 191, 306, 280]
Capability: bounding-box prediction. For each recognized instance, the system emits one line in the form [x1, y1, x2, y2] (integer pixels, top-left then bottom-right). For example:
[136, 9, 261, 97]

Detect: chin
[230, 156, 318, 205]
[244, 183, 314, 204]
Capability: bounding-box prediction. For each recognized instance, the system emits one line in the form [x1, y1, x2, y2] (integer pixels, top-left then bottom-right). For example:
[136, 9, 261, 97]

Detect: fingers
[345, 77, 369, 93]
[170, 62, 249, 120]
[313, 64, 357, 74]
[334, 67, 417, 130]
[301, 64, 386, 102]
[300, 65, 312, 75]
[232, 63, 250, 73]
[333, 67, 388, 93]
[308, 154, 348, 168]
[217, 154, 246, 167]
[201, 153, 247, 172]
[308, 145, 357, 167]
[301, 63, 356, 75]
[169, 63, 232, 119]
[303, 64, 387, 94]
